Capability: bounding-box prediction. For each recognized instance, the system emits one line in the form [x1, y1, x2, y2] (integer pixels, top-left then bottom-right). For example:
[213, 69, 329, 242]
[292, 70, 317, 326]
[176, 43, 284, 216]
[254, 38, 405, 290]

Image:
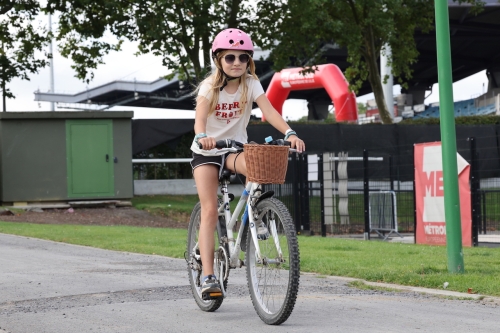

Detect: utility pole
[435, 0, 464, 273]
[1, 40, 5, 112]
[49, 14, 55, 111]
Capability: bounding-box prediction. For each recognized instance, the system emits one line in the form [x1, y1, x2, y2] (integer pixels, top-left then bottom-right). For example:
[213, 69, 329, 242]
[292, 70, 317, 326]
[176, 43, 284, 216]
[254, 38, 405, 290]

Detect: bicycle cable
[233, 151, 246, 186]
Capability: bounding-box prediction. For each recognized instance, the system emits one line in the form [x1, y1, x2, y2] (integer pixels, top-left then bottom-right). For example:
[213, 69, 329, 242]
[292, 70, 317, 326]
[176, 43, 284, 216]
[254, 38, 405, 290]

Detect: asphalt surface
[1, 233, 499, 333]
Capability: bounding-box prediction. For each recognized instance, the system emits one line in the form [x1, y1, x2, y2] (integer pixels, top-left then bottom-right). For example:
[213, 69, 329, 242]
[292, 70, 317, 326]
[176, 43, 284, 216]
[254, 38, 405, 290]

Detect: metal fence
[265, 150, 416, 237]
[265, 135, 500, 244]
[132, 158, 192, 180]
[132, 133, 500, 244]
[469, 137, 500, 238]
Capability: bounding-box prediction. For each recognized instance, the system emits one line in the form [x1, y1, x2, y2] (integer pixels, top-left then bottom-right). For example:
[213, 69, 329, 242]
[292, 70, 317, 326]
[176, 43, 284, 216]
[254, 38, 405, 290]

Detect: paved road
[1, 233, 498, 333]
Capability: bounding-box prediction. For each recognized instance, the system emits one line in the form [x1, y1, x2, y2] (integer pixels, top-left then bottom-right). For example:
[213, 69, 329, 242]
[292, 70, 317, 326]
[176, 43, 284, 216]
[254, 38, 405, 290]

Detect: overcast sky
[5, 15, 490, 120]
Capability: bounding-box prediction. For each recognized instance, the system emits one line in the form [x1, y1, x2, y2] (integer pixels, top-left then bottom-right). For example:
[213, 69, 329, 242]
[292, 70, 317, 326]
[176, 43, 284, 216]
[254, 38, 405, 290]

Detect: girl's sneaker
[201, 275, 222, 299]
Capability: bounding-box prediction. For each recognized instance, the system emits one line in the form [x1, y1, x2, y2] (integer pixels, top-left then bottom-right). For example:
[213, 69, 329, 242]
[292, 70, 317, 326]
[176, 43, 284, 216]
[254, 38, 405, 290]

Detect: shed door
[66, 120, 114, 198]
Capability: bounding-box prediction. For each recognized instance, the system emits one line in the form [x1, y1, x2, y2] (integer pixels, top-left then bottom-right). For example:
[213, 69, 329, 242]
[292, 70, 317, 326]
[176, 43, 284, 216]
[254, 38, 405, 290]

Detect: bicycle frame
[218, 179, 284, 270]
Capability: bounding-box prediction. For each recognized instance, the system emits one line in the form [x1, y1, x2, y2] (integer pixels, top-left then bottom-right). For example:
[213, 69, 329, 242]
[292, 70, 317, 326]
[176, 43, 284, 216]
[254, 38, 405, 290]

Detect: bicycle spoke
[246, 198, 300, 325]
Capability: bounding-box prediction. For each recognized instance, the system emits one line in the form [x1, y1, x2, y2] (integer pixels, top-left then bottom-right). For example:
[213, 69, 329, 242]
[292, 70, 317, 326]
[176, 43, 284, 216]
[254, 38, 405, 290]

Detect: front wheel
[246, 198, 300, 325]
[187, 202, 227, 312]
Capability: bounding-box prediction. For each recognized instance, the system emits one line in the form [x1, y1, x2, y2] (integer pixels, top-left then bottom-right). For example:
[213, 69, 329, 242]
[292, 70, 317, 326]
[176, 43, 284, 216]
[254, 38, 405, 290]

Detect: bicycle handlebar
[198, 138, 296, 152]
[197, 139, 244, 150]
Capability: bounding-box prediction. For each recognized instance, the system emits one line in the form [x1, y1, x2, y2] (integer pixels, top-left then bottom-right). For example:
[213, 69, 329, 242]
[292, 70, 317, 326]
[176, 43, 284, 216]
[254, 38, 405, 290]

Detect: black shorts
[190, 152, 231, 177]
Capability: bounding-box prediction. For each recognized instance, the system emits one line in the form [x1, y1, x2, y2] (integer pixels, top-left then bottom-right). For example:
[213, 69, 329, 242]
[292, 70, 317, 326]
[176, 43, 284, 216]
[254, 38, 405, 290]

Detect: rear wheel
[245, 198, 300, 325]
[187, 202, 227, 312]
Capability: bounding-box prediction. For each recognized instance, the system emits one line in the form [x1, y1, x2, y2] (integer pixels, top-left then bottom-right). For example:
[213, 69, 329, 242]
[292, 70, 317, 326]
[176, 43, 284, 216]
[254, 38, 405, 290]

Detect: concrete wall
[134, 179, 245, 196]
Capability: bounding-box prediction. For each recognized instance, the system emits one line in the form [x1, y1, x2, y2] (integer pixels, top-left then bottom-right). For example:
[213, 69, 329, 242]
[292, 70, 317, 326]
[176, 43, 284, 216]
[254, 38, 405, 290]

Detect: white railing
[132, 158, 192, 163]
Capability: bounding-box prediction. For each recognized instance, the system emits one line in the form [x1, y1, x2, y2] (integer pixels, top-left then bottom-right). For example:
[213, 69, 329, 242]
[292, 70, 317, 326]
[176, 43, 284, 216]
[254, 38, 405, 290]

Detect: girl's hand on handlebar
[287, 135, 305, 153]
[198, 136, 216, 150]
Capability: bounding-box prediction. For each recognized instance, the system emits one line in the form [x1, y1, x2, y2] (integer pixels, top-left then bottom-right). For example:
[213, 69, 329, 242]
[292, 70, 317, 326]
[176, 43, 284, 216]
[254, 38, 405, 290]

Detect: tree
[253, 0, 438, 124]
[357, 102, 367, 114]
[0, 1, 52, 111]
[45, 0, 254, 84]
[253, 0, 482, 124]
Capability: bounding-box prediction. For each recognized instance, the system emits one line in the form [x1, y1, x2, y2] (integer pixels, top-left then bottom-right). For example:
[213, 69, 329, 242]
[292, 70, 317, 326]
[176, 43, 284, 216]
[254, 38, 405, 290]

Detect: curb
[303, 272, 500, 303]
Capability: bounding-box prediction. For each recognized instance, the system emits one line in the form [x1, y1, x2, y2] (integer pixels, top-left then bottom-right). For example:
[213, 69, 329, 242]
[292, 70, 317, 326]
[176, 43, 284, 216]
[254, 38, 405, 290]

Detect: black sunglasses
[223, 53, 250, 65]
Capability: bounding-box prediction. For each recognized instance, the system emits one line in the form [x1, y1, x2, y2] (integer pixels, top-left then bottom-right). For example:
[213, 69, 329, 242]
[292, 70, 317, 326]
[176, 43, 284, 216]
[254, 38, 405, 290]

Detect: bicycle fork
[218, 181, 285, 269]
[246, 183, 284, 265]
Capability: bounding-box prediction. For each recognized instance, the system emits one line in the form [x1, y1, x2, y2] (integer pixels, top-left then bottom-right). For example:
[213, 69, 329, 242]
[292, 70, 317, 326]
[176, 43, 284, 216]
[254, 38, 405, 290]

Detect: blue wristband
[194, 133, 207, 144]
[284, 131, 297, 140]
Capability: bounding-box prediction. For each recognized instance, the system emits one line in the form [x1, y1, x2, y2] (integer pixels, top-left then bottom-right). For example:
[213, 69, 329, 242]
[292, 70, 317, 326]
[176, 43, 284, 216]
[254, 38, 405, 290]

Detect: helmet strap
[220, 73, 240, 91]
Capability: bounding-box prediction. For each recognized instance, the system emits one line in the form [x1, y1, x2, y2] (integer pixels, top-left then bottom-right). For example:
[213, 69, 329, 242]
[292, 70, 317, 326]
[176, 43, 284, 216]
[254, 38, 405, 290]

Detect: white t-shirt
[191, 75, 265, 156]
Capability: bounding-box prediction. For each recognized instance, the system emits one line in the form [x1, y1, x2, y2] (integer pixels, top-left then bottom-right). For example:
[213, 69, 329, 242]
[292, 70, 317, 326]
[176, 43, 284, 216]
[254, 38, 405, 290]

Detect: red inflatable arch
[263, 64, 358, 122]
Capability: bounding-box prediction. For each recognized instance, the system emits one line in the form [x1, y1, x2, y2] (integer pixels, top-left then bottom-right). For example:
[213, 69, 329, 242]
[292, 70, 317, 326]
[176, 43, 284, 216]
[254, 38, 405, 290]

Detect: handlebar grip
[215, 139, 233, 149]
[198, 139, 234, 150]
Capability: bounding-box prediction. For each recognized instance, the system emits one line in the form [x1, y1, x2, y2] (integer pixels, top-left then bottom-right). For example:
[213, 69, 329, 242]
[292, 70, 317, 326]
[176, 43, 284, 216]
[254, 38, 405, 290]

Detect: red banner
[414, 142, 472, 246]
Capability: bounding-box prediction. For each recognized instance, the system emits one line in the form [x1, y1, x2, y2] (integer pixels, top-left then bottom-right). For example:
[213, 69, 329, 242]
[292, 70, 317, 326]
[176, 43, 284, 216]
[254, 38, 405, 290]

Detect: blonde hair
[196, 50, 259, 116]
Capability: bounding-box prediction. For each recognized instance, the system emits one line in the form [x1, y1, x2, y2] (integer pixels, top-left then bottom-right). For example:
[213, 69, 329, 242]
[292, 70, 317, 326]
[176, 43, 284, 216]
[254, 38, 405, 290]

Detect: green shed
[0, 111, 133, 205]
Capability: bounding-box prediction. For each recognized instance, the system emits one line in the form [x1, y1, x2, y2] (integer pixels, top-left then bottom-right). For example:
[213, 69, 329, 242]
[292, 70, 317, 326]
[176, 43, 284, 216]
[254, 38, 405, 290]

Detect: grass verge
[131, 195, 241, 223]
[1, 221, 500, 297]
[0, 222, 187, 258]
[131, 195, 200, 223]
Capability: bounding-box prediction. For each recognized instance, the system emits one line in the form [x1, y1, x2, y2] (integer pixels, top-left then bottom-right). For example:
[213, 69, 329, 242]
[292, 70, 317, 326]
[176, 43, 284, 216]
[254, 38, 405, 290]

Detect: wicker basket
[244, 144, 289, 184]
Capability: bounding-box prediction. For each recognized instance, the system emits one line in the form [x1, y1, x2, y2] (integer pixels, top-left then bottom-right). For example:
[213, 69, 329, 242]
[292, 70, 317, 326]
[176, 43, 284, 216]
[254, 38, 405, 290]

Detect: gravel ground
[0, 206, 187, 229]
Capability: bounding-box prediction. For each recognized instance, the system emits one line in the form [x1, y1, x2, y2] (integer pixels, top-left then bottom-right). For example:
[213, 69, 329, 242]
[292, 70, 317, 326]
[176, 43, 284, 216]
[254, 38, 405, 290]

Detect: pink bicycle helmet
[212, 28, 254, 57]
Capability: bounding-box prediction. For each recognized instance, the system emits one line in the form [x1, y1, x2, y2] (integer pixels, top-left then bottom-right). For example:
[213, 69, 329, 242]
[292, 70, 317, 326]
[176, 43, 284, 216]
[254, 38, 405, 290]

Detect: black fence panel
[247, 123, 500, 180]
[269, 148, 416, 236]
[265, 137, 499, 242]
[468, 134, 500, 236]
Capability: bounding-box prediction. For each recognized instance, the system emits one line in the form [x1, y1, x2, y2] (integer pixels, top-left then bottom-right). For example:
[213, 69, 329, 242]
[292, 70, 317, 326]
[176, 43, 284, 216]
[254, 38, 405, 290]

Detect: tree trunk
[367, 57, 392, 124]
[363, 28, 393, 124]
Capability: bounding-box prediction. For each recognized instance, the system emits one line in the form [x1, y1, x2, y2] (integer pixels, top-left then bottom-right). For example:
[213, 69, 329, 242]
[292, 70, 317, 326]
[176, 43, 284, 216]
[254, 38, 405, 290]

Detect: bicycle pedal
[202, 291, 223, 300]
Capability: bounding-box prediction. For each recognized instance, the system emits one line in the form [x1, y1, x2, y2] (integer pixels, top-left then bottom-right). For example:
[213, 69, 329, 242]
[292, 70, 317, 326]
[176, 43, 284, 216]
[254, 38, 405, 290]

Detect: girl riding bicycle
[190, 28, 305, 296]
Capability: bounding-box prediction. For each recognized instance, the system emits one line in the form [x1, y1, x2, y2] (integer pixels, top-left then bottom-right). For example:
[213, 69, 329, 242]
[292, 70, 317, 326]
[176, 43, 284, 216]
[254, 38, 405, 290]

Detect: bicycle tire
[187, 201, 228, 312]
[245, 197, 300, 325]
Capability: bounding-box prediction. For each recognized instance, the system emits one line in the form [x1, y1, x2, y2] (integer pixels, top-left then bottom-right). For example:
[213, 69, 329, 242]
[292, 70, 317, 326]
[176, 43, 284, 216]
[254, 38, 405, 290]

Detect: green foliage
[400, 115, 500, 125]
[253, 0, 437, 124]
[253, 0, 483, 124]
[287, 116, 338, 124]
[44, 0, 255, 83]
[357, 102, 367, 114]
[0, 0, 52, 110]
[257, 115, 500, 126]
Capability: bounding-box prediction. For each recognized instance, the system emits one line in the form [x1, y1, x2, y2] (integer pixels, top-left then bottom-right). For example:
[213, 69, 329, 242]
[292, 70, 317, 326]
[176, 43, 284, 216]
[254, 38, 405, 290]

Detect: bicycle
[185, 139, 300, 325]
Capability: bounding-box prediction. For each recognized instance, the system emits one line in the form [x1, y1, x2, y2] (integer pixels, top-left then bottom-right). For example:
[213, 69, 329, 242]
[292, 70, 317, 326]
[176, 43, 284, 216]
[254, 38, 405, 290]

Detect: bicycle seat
[219, 169, 232, 182]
